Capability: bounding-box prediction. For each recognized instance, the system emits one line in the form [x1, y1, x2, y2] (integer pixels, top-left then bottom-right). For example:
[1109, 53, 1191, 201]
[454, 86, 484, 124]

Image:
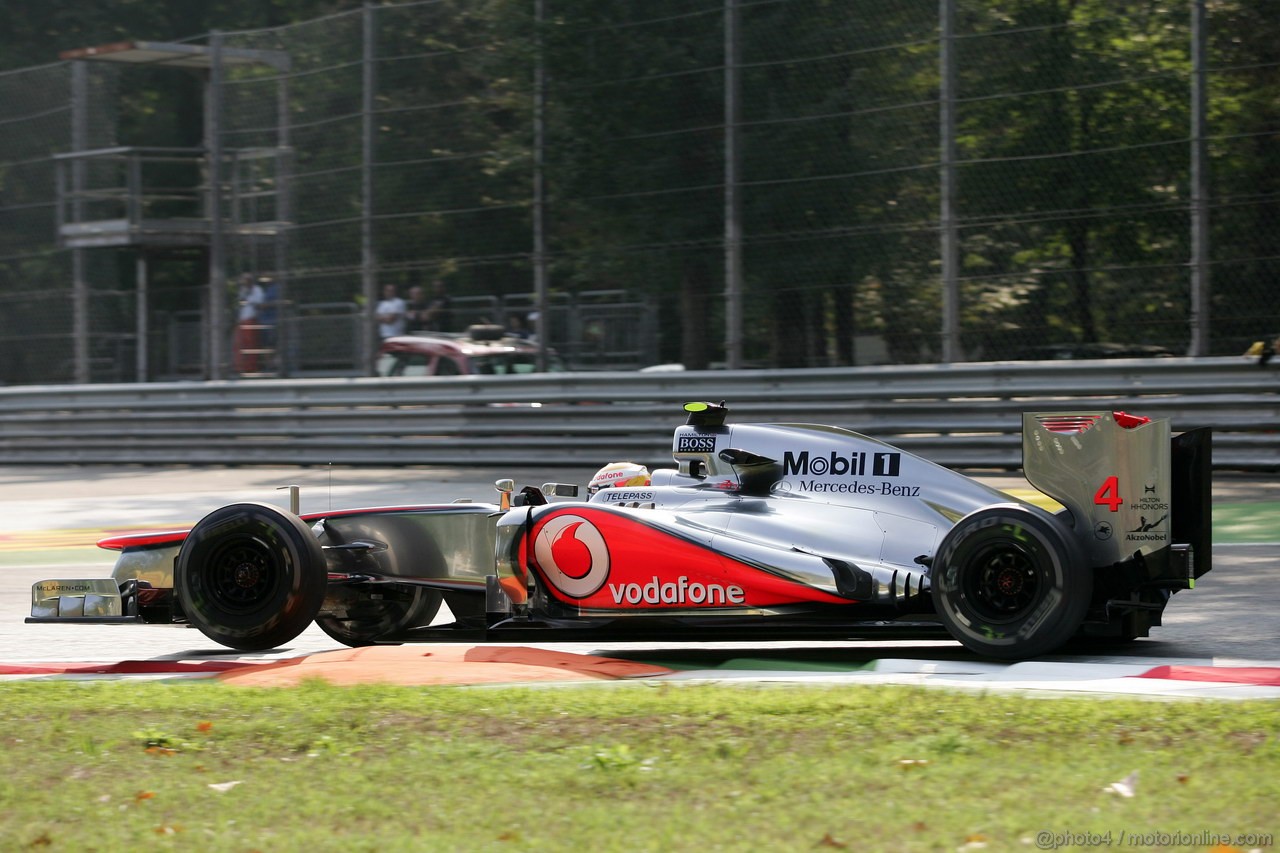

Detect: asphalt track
[1, 465, 1278, 696]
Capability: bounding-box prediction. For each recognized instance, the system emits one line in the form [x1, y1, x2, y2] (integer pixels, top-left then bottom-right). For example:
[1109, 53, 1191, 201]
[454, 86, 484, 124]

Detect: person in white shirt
[234, 273, 266, 373]
[376, 284, 407, 339]
[237, 274, 264, 323]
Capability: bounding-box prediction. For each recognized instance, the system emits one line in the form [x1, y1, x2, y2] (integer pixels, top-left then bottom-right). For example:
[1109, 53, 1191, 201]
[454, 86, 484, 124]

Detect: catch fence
[0, 1, 1276, 385]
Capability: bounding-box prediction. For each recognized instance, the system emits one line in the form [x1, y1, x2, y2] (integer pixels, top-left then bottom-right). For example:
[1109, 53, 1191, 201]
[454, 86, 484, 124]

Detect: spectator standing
[420, 279, 453, 332]
[376, 283, 407, 339]
[1244, 336, 1280, 367]
[259, 278, 280, 349]
[404, 284, 429, 331]
[234, 273, 265, 373]
[506, 313, 531, 339]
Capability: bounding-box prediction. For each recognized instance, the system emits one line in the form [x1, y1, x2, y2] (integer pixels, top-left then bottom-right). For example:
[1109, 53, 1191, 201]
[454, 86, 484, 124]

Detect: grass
[1212, 502, 1280, 544]
[0, 681, 1276, 851]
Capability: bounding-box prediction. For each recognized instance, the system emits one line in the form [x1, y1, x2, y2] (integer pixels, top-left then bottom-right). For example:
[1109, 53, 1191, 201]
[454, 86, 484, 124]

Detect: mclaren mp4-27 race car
[29, 403, 1212, 659]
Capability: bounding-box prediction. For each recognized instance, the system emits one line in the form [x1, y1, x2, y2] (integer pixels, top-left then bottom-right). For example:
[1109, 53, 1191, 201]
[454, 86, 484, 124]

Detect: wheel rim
[963, 542, 1040, 623]
[206, 537, 283, 612]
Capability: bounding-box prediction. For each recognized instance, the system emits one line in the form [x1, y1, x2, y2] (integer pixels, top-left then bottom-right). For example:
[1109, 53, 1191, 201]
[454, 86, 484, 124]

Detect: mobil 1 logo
[781, 449, 920, 497]
[783, 450, 901, 477]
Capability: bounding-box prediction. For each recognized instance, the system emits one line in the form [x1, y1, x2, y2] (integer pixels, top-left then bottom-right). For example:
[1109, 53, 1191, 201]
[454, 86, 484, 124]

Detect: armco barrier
[0, 357, 1275, 470]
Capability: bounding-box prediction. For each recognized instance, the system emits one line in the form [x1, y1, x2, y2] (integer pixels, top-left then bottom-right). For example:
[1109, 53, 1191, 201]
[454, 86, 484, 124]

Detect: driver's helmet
[588, 461, 650, 497]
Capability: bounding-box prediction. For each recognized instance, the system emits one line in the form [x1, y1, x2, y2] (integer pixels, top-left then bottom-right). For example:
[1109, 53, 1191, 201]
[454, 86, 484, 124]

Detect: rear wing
[1022, 412, 1211, 577]
[1171, 426, 1212, 579]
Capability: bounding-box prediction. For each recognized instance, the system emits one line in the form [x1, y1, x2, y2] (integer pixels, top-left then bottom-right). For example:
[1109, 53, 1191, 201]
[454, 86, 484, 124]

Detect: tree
[953, 0, 1192, 357]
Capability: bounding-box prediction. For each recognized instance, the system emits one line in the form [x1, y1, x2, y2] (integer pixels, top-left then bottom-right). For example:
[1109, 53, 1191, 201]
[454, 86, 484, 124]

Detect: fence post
[136, 252, 149, 382]
[939, 0, 960, 363]
[533, 0, 550, 372]
[276, 60, 294, 377]
[723, 0, 744, 370]
[1188, 0, 1211, 356]
[361, 3, 379, 374]
[70, 62, 90, 384]
[207, 32, 227, 380]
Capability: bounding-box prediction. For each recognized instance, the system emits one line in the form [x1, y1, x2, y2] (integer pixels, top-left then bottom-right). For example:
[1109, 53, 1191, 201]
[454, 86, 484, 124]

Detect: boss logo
[677, 435, 717, 453]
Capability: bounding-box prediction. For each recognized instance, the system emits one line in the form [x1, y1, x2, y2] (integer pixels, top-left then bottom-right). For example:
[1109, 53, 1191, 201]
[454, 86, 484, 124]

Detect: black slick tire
[176, 502, 327, 651]
[931, 504, 1090, 659]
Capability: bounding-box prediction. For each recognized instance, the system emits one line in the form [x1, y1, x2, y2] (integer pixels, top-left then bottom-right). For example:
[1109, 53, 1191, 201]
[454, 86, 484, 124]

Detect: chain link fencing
[0, 0, 1275, 385]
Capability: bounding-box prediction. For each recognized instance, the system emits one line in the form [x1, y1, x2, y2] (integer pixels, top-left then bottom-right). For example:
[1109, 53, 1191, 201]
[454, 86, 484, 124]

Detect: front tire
[931, 505, 1090, 659]
[176, 503, 327, 651]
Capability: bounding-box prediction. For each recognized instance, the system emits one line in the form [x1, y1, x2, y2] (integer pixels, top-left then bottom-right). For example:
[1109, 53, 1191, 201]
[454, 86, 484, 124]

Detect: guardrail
[1, 357, 1276, 470]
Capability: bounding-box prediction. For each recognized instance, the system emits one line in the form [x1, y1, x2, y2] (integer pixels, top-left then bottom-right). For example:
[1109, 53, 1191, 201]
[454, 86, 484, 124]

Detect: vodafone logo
[533, 514, 610, 598]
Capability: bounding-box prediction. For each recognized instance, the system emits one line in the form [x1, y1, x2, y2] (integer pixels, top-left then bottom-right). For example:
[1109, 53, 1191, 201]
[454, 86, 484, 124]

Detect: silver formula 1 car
[28, 403, 1212, 659]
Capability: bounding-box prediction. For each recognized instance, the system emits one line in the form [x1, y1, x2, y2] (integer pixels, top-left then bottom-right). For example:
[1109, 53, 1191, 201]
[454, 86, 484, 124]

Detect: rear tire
[316, 585, 442, 647]
[931, 505, 1090, 659]
[176, 503, 327, 651]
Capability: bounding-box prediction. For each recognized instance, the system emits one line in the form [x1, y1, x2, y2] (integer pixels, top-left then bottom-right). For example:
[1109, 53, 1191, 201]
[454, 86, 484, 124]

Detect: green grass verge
[0, 681, 1276, 852]
[1213, 502, 1280, 544]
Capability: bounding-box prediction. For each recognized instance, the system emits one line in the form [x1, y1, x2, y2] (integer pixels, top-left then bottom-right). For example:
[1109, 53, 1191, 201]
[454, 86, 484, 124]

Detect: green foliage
[2, 0, 1278, 379]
